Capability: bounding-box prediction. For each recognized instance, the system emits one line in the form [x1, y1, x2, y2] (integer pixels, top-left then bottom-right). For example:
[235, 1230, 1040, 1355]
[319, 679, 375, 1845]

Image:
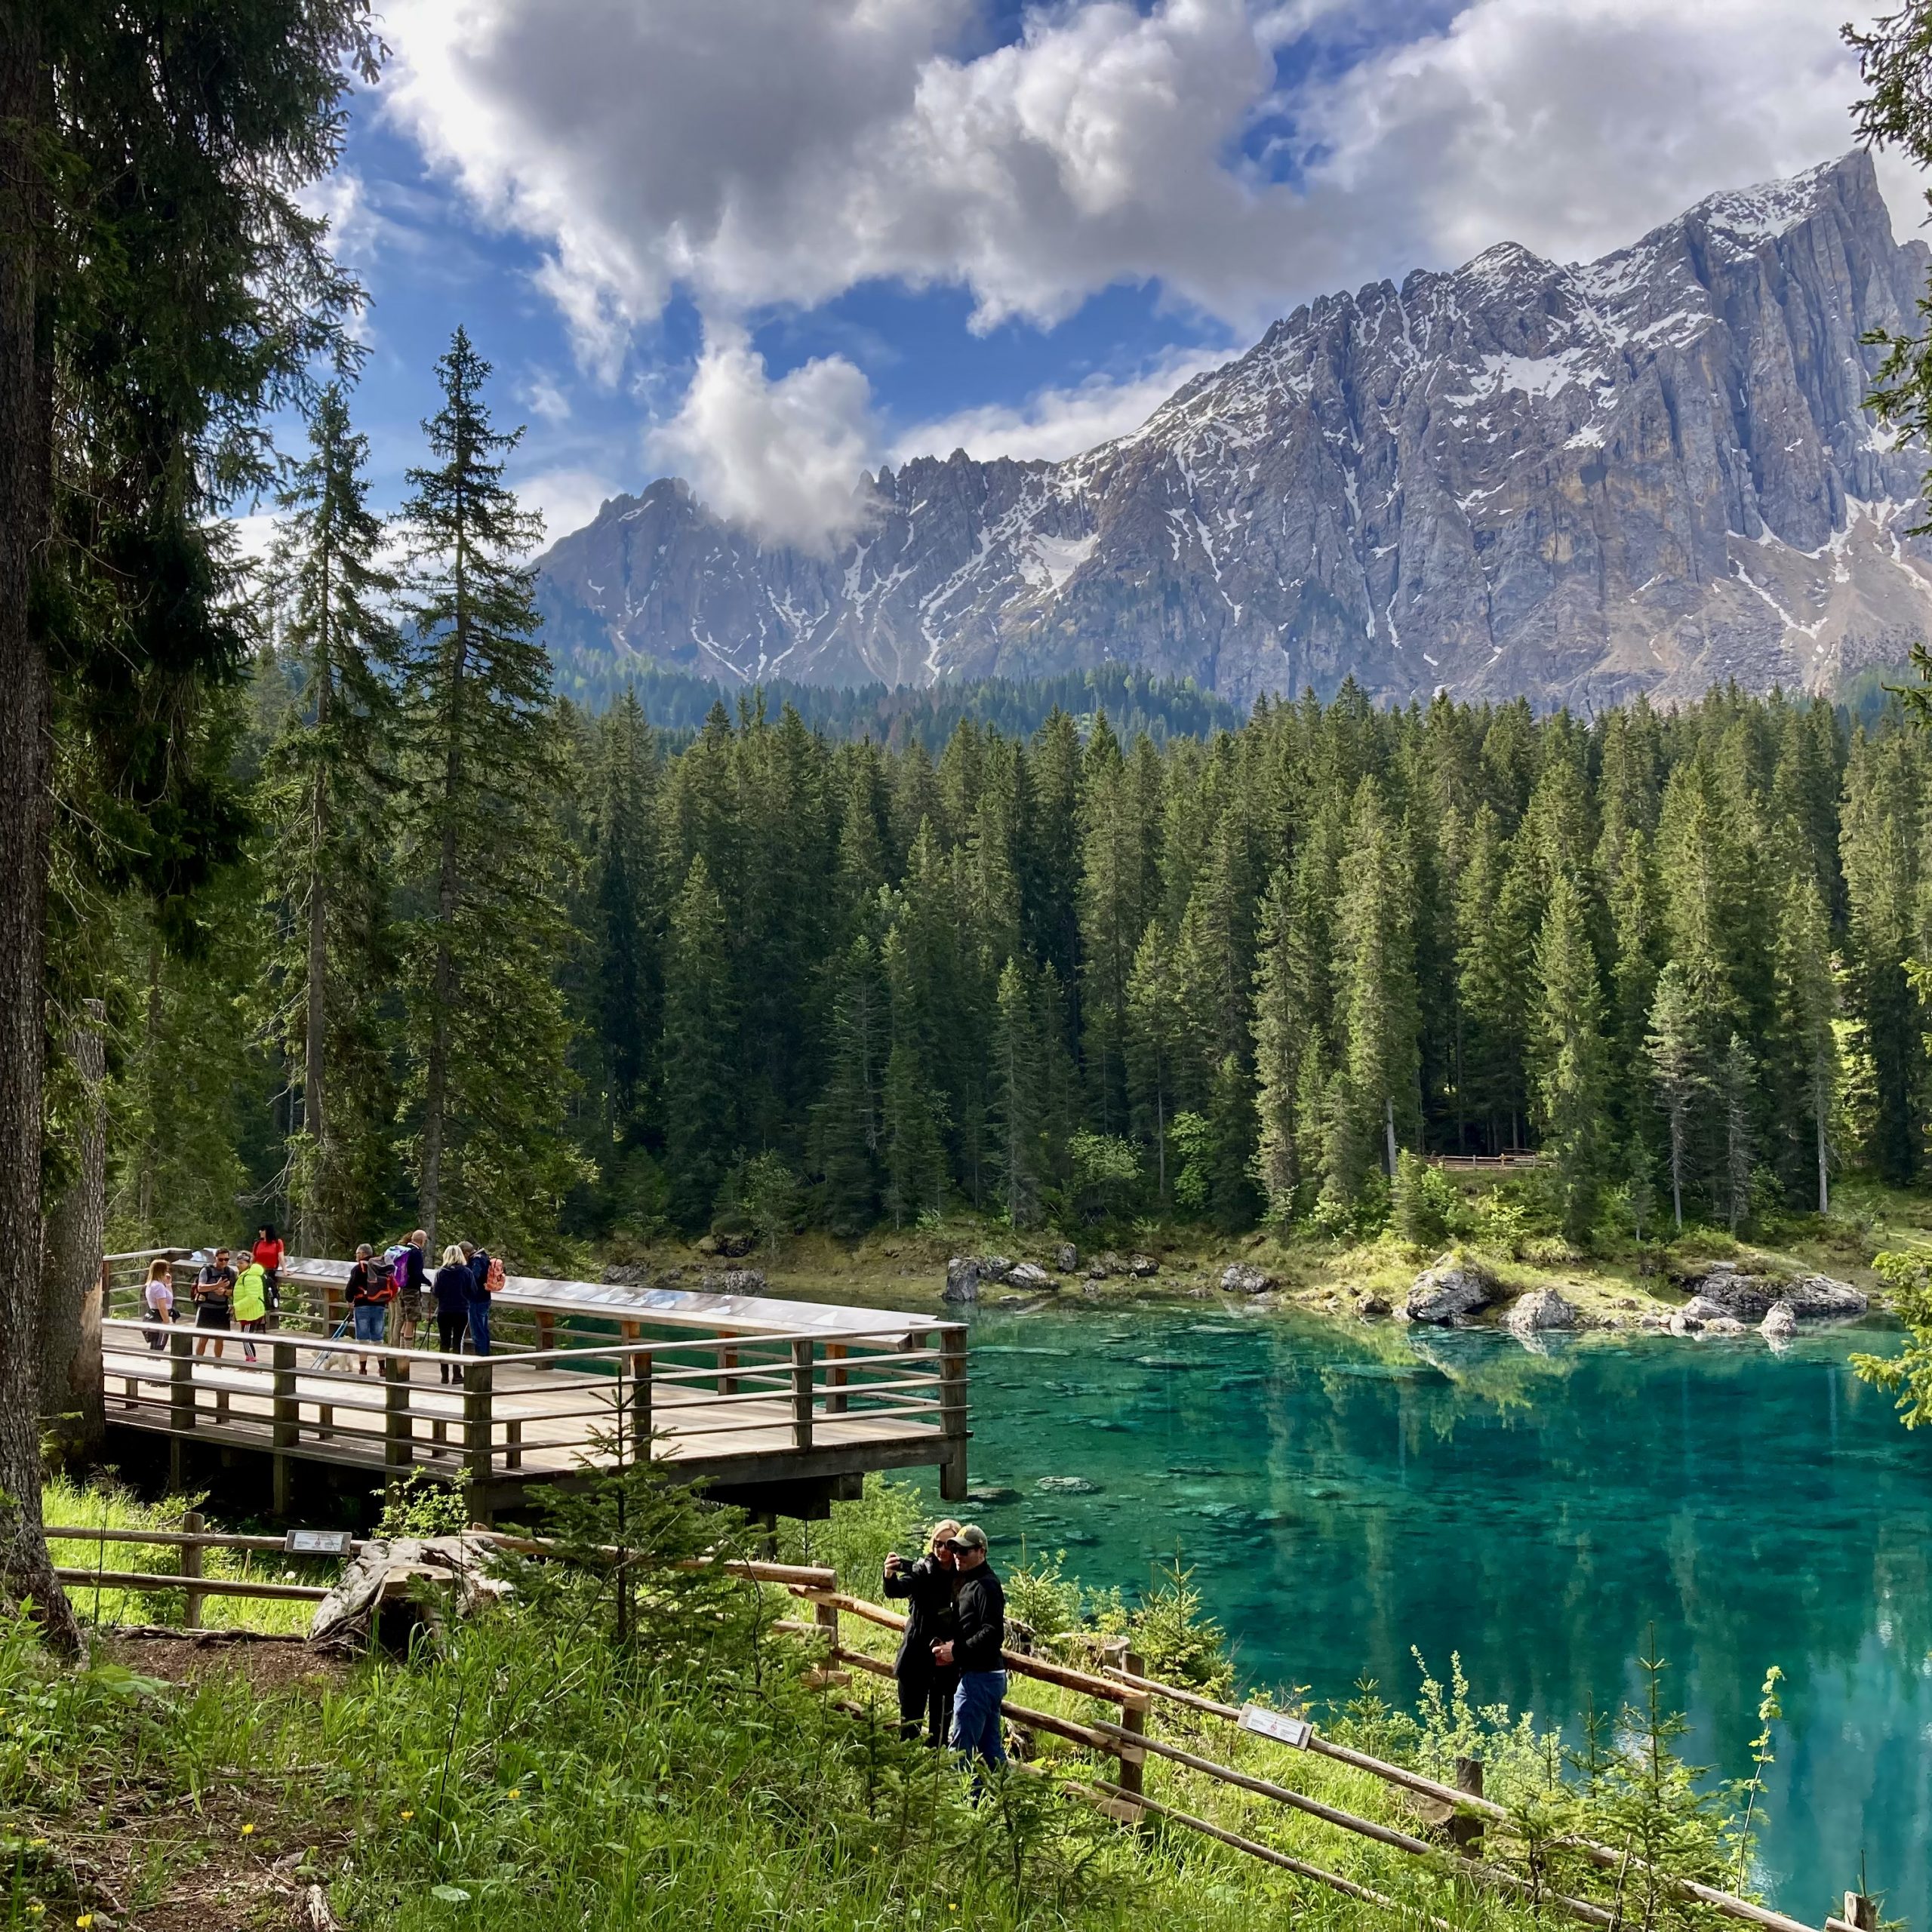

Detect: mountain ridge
[537, 149, 1932, 706]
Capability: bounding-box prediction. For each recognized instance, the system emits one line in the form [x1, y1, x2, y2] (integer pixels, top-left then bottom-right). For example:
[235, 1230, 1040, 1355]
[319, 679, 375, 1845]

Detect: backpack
[368, 1256, 397, 1303]
[485, 1256, 505, 1295]
[383, 1244, 413, 1288]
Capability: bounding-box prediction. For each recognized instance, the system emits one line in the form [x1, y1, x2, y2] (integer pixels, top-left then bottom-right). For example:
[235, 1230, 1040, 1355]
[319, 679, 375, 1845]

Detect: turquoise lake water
[915, 1303, 1932, 1926]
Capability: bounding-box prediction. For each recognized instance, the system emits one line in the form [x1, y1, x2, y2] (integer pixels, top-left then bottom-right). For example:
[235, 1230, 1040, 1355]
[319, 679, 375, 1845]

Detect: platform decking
[101, 1251, 968, 1517]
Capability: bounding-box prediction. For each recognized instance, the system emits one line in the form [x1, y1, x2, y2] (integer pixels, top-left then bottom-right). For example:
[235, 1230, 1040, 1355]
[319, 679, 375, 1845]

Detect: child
[232, 1252, 269, 1364]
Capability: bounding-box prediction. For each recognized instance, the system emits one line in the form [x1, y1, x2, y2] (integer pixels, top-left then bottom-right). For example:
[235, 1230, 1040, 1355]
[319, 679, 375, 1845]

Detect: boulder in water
[1761, 1300, 1799, 1340]
[1783, 1272, 1868, 1318]
[1037, 1475, 1100, 1494]
[1055, 1242, 1079, 1273]
[980, 1254, 1015, 1282]
[702, 1267, 766, 1295]
[943, 1257, 983, 1303]
[1008, 1261, 1054, 1291]
[1357, 1294, 1392, 1319]
[1504, 1287, 1580, 1334]
[1221, 1263, 1276, 1295]
[1686, 1263, 1866, 1322]
[1403, 1255, 1495, 1325]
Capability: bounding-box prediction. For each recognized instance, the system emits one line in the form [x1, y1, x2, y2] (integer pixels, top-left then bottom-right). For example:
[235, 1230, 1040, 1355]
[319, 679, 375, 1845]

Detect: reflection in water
[921, 1306, 1932, 1926]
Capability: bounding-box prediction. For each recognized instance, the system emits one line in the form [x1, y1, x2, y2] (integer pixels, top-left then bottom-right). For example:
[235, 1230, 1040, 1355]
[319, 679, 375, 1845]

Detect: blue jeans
[949, 1669, 1008, 1771]
[467, 1299, 492, 1356]
[352, 1302, 386, 1344]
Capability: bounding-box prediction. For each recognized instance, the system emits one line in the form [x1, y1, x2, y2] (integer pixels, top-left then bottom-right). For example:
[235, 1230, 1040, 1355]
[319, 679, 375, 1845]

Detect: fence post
[629, 1349, 653, 1465]
[1450, 1757, 1484, 1857]
[271, 1340, 298, 1517]
[717, 1334, 739, 1396]
[937, 1326, 968, 1501]
[792, 1338, 815, 1451]
[180, 1509, 206, 1629]
[826, 1341, 848, 1415]
[1117, 1646, 1148, 1823]
[384, 1350, 413, 1473]
[1844, 1893, 1878, 1932]
[168, 1324, 194, 1488]
[463, 1358, 494, 1521]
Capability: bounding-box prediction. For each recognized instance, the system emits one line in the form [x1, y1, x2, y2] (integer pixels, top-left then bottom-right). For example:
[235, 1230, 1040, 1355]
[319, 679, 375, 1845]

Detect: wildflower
[506, 1789, 520, 1801]
[400, 1809, 415, 1821]
[76, 1916, 94, 1928]
[27, 1838, 45, 1847]
[240, 1823, 257, 1837]
[25, 1906, 43, 1920]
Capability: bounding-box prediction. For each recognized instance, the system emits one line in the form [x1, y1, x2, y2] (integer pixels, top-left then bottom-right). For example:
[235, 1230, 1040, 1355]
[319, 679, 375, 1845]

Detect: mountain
[537, 150, 1932, 708]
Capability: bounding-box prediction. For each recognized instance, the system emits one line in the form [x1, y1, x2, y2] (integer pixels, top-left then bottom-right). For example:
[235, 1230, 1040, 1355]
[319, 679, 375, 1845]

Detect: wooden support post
[717, 1335, 739, 1396]
[826, 1341, 848, 1415]
[1116, 1646, 1148, 1822]
[938, 1325, 968, 1502]
[536, 1309, 556, 1364]
[1842, 1893, 1878, 1932]
[463, 1359, 494, 1512]
[180, 1509, 206, 1629]
[629, 1350, 653, 1463]
[384, 1352, 412, 1472]
[169, 1324, 195, 1438]
[792, 1338, 816, 1451]
[1449, 1757, 1484, 1857]
[271, 1340, 298, 1518]
[504, 1417, 522, 1471]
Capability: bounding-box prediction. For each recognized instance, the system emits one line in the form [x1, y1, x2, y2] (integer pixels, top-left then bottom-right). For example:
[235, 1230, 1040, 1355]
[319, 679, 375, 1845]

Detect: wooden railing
[99, 1310, 964, 1510]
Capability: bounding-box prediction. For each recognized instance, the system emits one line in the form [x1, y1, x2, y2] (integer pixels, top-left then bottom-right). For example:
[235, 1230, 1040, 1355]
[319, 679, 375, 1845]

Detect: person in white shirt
[143, 1259, 174, 1350]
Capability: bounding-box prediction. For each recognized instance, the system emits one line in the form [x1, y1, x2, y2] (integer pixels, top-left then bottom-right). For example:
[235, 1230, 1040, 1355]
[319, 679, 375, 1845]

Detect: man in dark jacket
[931, 1524, 1005, 1772]
[882, 1520, 960, 1745]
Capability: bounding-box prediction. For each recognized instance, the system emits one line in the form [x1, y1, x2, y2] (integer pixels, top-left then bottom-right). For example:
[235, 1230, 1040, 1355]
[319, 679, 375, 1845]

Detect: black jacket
[432, 1263, 473, 1316]
[951, 1563, 1005, 1675]
[884, 1555, 958, 1675]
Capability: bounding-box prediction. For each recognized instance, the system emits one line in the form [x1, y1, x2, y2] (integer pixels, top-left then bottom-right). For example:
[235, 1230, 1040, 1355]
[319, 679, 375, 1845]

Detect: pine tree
[1646, 964, 1705, 1231]
[1124, 921, 1183, 1201]
[1531, 868, 1607, 1243]
[881, 928, 948, 1226]
[811, 933, 886, 1233]
[587, 691, 661, 1148]
[1720, 1033, 1756, 1235]
[662, 857, 736, 1228]
[396, 328, 579, 1254]
[1334, 777, 1420, 1192]
[1771, 868, 1838, 1214]
[989, 956, 1043, 1226]
[258, 382, 400, 1251]
[1455, 803, 1529, 1151]
[1251, 867, 1318, 1222]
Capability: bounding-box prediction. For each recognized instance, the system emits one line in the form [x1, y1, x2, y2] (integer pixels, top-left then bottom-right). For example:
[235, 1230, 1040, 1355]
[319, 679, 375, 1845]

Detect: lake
[915, 1302, 1932, 1926]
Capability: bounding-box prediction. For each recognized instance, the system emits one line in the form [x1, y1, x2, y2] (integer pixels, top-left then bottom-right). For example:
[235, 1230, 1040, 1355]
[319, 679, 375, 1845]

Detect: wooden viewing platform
[100, 1251, 969, 1521]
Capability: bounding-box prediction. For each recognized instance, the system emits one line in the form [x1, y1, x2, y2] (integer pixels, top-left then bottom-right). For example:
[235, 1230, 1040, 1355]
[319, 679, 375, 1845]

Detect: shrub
[1391, 1151, 1460, 1247]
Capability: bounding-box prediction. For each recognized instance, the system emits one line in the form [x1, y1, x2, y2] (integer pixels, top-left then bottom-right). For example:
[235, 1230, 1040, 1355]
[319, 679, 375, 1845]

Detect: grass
[41, 1476, 327, 1636]
[0, 1471, 1779, 1932]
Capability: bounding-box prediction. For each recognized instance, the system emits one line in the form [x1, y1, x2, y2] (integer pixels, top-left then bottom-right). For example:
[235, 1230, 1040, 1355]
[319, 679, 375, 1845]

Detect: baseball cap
[946, 1524, 988, 1551]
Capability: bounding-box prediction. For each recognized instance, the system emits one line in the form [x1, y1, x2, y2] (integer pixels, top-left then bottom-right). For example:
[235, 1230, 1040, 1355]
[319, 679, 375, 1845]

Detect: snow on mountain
[536, 150, 1932, 706]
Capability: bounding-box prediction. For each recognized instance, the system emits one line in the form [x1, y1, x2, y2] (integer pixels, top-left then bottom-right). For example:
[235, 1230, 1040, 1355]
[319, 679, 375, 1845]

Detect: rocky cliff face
[537, 150, 1932, 706]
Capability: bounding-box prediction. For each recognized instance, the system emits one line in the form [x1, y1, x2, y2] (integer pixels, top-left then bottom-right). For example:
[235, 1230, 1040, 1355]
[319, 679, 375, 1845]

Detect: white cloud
[378, 0, 1924, 531]
[894, 344, 1235, 463]
[520, 371, 573, 425]
[647, 324, 878, 553]
[511, 466, 625, 548]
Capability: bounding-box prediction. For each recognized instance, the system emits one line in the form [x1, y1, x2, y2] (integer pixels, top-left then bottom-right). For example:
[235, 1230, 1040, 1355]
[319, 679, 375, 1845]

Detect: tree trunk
[300, 650, 331, 1254]
[1815, 1096, 1829, 1217]
[419, 615, 468, 1251]
[0, 8, 80, 1651]
[1383, 1095, 1398, 1178]
[38, 1005, 106, 1463]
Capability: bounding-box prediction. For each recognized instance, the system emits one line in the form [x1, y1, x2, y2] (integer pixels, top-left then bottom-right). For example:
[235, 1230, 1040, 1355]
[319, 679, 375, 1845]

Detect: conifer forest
[107, 351, 1924, 1267]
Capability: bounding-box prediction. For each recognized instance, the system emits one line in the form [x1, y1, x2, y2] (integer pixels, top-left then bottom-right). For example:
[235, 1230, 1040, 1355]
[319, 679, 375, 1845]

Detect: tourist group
[140, 1229, 508, 1379]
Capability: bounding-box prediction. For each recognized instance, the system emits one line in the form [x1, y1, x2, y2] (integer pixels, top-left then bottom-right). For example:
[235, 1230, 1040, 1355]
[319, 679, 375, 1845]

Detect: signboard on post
[284, 1528, 355, 1557]
[1238, 1703, 1312, 1749]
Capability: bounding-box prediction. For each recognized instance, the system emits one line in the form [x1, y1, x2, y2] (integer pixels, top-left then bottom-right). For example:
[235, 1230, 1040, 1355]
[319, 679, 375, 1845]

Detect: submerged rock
[1221, 1263, 1277, 1296]
[1761, 1300, 1799, 1340]
[1403, 1256, 1496, 1325]
[1703, 1315, 1749, 1336]
[1667, 1310, 1705, 1336]
[1504, 1287, 1580, 1334]
[1037, 1475, 1100, 1494]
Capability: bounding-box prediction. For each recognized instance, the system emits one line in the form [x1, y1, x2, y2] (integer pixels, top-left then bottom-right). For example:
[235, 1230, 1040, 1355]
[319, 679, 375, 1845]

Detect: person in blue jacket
[462, 1240, 494, 1357]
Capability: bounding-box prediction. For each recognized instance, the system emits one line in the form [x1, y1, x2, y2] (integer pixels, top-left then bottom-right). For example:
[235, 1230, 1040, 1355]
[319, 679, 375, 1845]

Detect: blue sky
[286, 0, 1908, 556]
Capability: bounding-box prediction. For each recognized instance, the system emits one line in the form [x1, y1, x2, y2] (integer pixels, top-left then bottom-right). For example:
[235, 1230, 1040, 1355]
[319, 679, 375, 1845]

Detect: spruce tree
[662, 857, 737, 1228]
[989, 956, 1043, 1226]
[588, 691, 661, 1147]
[1531, 868, 1607, 1243]
[1124, 921, 1183, 1200]
[881, 928, 948, 1226]
[258, 381, 400, 1252]
[1771, 868, 1838, 1213]
[1251, 867, 1317, 1222]
[396, 328, 579, 1254]
[1334, 776, 1420, 1190]
[811, 933, 886, 1233]
[1645, 964, 1704, 1231]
